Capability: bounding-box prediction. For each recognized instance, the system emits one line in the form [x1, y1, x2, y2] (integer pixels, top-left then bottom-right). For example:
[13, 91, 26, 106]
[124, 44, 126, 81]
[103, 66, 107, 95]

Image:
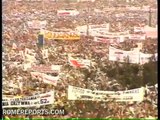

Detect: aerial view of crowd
[2, 0, 157, 119]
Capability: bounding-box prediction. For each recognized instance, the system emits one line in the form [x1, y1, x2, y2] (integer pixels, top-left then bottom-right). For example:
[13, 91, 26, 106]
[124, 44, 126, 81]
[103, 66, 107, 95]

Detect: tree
[143, 61, 157, 86]
[104, 59, 157, 89]
[105, 62, 143, 89]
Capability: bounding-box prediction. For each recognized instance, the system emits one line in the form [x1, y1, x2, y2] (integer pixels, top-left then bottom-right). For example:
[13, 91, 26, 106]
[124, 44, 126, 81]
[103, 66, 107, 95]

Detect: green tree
[105, 60, 157, 88]
[142, 61, 157, 86]
[105, 62, 143, 89]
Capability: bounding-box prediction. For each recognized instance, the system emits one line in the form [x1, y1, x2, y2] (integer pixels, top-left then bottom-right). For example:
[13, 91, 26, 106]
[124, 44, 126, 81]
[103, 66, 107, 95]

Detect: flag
[51, 65, 61, 73]
[31, 72, 59, 86]
[19, 51, 25, 60]
[94, 37, 109, 43]
[42, 74, 59, 86]
[31, 72, 42, 79]
[144, 25, 157, 38]
[23, 63, 32, 71]
[69, 59, 83, 68]
[68, 56, 90, 68]
[155, 53, 157, 61]
[137, 42, 143, 50]
[42, 49, 48, 59]
[25, 48, 32, 55]
[12, 43, 17, 50]
[134, 26, 144, 33]
[38, 34, 44, 46]
[24, 48, 36, 63]
[25, 54, 36, 63]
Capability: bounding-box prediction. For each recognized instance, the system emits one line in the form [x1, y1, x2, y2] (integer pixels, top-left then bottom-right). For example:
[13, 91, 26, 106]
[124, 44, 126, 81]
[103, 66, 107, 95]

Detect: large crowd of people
[2, 0, 157, 119]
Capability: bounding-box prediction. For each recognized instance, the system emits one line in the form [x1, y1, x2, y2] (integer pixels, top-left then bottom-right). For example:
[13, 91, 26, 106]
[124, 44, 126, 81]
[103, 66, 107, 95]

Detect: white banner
[43, 74, 59, 86]
[57, 10, 79, 16]
[31, 72, 59, 86]
[68, 86, 145, 102]
[32, 65, 61, 73]
[27, 20, 47, 29]
[139, 52, 153, 64]
[94, 37, 110, 43]
[75, 24, 110, 36]
[109, 46, 132, 63]
[127, 51, 140, 64]
[109, 46, 156, 64]
[129, 34, 146, 40]
[89, 24, 109, 30]
[94, 31, 129, 39]
[94, 36, 124, 44]
[3, 91, 54, 108]
[144, 25, 157, 38]
[134, 26, 145, 33]
[89, 30, 102, 37]
[105, 31, 129, 36]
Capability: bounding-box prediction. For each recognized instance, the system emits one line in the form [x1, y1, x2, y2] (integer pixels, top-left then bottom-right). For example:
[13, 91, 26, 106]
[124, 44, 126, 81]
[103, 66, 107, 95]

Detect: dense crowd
[2, 0, 157, 119]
